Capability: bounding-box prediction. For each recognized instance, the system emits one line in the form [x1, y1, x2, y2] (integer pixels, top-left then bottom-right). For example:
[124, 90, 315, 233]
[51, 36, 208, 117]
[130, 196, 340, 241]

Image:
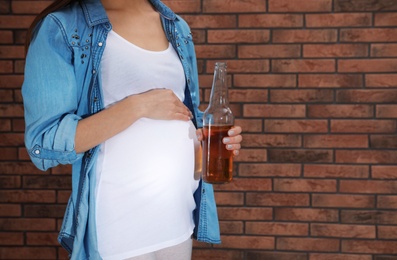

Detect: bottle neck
[209, 63, 229, 107]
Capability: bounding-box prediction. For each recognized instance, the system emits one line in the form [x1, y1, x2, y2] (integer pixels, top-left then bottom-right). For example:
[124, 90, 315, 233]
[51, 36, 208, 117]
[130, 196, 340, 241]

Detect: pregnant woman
[22, 0, 242, 259]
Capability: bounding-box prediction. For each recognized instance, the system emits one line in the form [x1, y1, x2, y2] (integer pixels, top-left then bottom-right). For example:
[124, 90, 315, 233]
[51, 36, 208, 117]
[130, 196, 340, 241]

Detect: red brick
[0, 218, 55, 231]
[239, 14, 303, 28]
[203, 0, 266, 13]
[377, 105, 397, 118]
[243, 104, 305, 118]
[310, 254, 372, 260]
[269, 0, 332, 12]
[214, 235, 274, 250]
[0, 119, 11, 131]
[228, 89, 267, 102]
[206, 59, 269, 73]
[0, 60, 13, 73]
[208, 29, 269, 43]
[306, 13, 372, 27]
[275, 208, 339, 222]
[0, 30, 12, 44]
[342, 210, 397, 225]
[304, 134, 368, 148]
[26, 232, 59, 246]
[311, 223, 375, 238]
[339, 59, 397, 73]
[299, 74, 363, 88]
[0, 162, 47, 175]
[372, 166, 397, 179]
[336, 150, 397, 164]
[243, 134, 301, 147]
[0, 176, 20, 188]
[162, 0, 201, 13]
[312, 194, 375, 208]
[304, 164, 369, 178]
[342, 240, 397, 254]
[234, 74, 296, 88]
[273, 29, 337, 43]
[0, 133, 24, 146]
[190, 29, 205, 43]
[0, 89, 13, 102]
[0, 15, 35, 29]
[366, 74, 397, 88]
[14, 60, 25, 73]
[0, 1, 10, 14]
[268, 149, 333, 163]
[265, 120, 328, 133]
[239, 163, 301, 177]
[23, 176, 71, 189]
[238, 44, 300, 58]
[11, 1, 50, 14]
[304, 44, 368, 57]
[308, 105, 373, 118]
[371, 135, 397, 149]
[219, 221, 243, 234]
[195, 45, 235, 59]
[277, 237, 339, 252]
[246, 252, 307, 260]
[337, 89, 397, 103]
[378, 196, 397, 209]
[247, 193, 310, 207]
[378, 226, 397, 239]
[274, 178, 337, 192]
[270, 89, 334, 103]
[341, 28, 397, 42]
[272, 59, 335, 73]
[0, 75, 24, 88]
[0, 190, 55, 203]
[246, 222, 308, 236]
[24, 204, 66, 218]
[0, 45, 24, 58]
[215, 192, 244, 206]
[182, 15, 236, 28]
[375, 12, 397, 26]
[335, 0, 397, 11]
[0, 247, 56, 259]
[0, 204, 21, 216]
[0, 232, 23, 245]
[214, 178, 272, 192]
[234, 148, 267, 162]
[372, 44, 397, 57]
[0, 147, 17, 160]
[331, 120, 396, 133]
[234, 119, 262, 132]
[217, 207, 273, 220]
[0, 104, 24, 117]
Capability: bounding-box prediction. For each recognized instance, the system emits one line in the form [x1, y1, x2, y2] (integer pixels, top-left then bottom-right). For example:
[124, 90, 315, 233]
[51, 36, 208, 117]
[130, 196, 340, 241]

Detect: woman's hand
[134, 89, 192, 121]
[196, 126, 242, 156]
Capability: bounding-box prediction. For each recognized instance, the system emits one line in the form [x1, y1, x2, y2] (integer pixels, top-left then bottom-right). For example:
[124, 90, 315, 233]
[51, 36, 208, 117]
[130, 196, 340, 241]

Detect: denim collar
[81, 0, 176, 27]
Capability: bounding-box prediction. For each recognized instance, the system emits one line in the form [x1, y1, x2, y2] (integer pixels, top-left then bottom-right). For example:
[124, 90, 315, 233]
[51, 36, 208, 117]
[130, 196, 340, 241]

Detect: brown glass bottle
[202, 62, 234, 184]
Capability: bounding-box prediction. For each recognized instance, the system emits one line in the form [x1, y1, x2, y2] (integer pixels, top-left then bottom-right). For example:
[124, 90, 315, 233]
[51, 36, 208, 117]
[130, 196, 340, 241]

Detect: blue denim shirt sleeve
[22, 15, 83, 171]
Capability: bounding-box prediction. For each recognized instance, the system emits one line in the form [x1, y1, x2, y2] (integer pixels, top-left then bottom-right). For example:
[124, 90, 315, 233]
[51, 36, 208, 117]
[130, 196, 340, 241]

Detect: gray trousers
[124, 238, 192, 260]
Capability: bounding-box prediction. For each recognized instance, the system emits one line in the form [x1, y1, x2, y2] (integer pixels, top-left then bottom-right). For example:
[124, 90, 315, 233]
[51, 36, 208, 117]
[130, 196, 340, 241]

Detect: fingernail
[227, 144, 233, 149]
[228, 130, 234, 135]
[223, 138, 230, 144]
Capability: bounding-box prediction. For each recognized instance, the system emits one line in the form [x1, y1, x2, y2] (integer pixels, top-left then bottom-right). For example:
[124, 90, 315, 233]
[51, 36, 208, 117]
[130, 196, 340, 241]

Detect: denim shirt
[22, 0, 221, 259]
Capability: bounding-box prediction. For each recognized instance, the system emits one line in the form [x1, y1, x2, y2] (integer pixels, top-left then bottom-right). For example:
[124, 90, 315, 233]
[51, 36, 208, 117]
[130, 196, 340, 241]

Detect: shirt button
[34, 149, 40, 155]
[98, 42, 103, 47]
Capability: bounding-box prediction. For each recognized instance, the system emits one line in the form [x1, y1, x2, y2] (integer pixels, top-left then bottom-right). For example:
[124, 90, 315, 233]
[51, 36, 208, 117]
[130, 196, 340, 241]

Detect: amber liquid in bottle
[202, 125, 233, 183]
[202, 62, 234, 184]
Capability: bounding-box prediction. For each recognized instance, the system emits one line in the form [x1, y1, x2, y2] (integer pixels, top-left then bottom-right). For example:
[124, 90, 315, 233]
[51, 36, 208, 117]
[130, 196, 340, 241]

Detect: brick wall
[1, 0, 397, 259]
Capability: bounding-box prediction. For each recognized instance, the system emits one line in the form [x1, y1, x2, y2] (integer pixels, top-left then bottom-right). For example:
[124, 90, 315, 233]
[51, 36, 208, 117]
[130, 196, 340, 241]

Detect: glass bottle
[202, 62, 234, 184]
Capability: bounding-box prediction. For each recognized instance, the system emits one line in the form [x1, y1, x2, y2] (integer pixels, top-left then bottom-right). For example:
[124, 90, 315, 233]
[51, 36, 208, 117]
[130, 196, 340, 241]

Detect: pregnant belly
[98, 118, 200, 188]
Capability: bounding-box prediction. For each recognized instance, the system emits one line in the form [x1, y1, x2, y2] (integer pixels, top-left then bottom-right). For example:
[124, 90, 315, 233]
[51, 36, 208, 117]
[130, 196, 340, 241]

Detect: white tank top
[95, 30, 199, 260]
